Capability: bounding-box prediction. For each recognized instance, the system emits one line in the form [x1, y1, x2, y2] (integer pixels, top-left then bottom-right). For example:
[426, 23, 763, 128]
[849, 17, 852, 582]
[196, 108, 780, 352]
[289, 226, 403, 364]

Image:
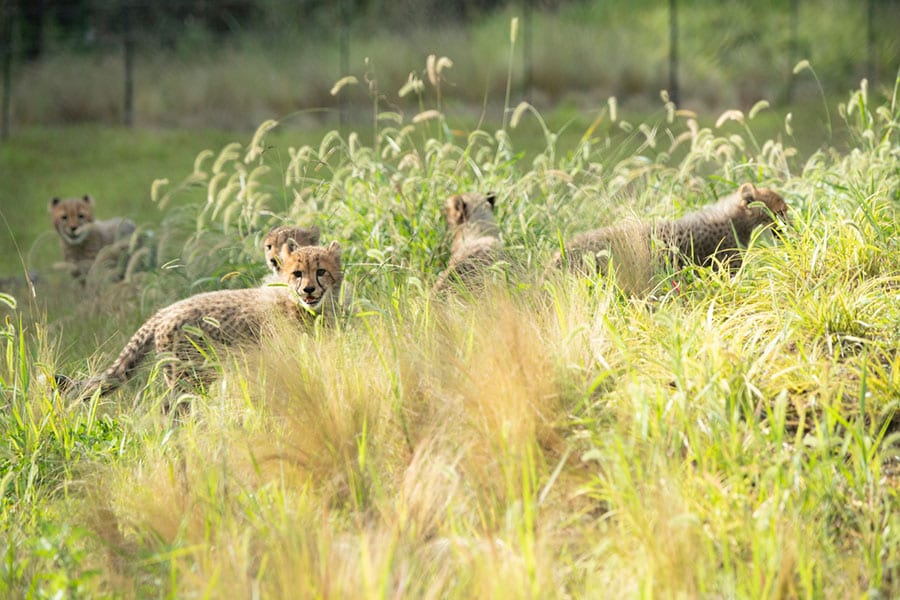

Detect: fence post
[668, 0, 679, 106]
[866, 0, 876, 85]
[522, 0, 533, 101]
[1, 0, 12, 140]
[785, 0, 799, 102]
[19, 0, 42, 61]
[122, 0, 135, 127]
[339, 0, 350, 131]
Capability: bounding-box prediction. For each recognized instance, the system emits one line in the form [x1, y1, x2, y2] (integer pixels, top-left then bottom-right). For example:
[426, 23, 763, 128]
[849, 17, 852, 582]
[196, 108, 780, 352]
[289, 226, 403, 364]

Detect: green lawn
[0, 126, 231, 274]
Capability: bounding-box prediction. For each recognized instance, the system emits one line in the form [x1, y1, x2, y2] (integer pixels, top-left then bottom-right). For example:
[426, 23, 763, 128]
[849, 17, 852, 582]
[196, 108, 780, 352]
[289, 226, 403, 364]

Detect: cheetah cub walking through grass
[59, 242, 343, 404]
[50, 195, 137, 283]
[552, 183, 788, 293]
[433, 192, 503, 292]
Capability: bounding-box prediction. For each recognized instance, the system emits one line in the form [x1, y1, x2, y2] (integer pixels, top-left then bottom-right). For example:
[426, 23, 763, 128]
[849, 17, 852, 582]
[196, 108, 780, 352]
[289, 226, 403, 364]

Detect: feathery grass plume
[244, 119, 279, 163]
[748, 99, 770, 120]
[425, 54, 453, 113]
[149, 178, 169, 204]
[502, 17, 519, 132]
[510, 101, 553, 145]
[398, 72, 425, 99]
[0, 293, 16, 312]
[792, 60, 833, 140]
[412, 110, 443, 124]
[330, 75, 358, 96]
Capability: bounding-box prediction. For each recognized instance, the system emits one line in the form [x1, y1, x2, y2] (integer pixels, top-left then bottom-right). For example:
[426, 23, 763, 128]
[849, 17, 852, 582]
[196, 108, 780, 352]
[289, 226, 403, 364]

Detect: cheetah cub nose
[303, 285, 316, 294]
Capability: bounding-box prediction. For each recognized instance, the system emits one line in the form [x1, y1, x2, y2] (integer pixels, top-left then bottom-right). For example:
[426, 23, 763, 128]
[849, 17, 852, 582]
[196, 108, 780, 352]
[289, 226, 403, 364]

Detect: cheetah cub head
[445, 191, 497, 230]
[739, 182, 789, 235]
[281, 241, 342, 313]
[263, 225, 321, 274]
[50, 195, 96, 244]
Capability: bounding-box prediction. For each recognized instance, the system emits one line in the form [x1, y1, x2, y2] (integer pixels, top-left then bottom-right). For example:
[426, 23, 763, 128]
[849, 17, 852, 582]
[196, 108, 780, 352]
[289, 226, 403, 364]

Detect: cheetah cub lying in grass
[50, 195, 137, 283]
[433, 192, 503, 292]
[552, 182, 788, 293]
[58, 242, 343, 405]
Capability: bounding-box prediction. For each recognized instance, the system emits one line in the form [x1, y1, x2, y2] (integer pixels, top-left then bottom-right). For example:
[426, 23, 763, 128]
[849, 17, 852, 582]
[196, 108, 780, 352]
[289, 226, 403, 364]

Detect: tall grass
[2, 55, 899, 597]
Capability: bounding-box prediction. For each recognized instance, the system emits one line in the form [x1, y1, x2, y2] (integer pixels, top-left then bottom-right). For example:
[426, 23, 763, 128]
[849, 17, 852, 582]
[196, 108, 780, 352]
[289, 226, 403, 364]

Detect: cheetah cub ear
[739, 183, 758, 205]
[445, 194, 468, 226]
[445, 192, 496, 226]
[325, 240, 341, 255]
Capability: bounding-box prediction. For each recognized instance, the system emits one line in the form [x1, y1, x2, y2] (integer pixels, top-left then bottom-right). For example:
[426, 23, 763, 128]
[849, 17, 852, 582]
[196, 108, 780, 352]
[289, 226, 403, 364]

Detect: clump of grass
[77, 284, 573, 597]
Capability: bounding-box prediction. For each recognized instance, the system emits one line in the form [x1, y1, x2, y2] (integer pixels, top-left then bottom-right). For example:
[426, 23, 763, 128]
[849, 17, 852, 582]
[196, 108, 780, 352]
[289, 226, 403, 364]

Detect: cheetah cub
[59, 242, 343, 403]
[433, 192, 502, 292]
[50, 195, 137, 283]
[262, 224, 320, 276]
[552, 182, 788, 293]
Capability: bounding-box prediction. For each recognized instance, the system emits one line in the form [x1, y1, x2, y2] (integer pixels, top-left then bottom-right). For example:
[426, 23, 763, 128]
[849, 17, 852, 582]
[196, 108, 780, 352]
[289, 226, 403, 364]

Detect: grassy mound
[1, 63, 898, 597]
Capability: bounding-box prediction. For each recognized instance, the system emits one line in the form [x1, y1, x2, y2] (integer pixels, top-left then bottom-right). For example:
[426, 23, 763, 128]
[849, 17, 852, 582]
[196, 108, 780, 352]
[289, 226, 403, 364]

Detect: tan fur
[556, 219, 656, 294]
[433, 192, 502, 292]
[263, 225, 320, 274]
[61, 242, 342, 404]
[50, 195, 136, 282]
[553, 183, 789, 293]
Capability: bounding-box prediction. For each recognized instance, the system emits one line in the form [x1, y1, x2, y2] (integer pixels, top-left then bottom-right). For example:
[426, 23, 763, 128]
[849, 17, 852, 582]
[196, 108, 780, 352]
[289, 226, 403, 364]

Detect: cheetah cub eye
[316, 269, 326, 277]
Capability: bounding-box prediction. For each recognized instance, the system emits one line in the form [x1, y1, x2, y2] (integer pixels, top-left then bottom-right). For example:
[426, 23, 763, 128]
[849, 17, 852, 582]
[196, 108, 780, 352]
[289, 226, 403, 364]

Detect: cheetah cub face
[281, 241, 343, 313]
[50, 195, 95, 244]
[739, 183, 789, 234]
[263, 225, 321, 274]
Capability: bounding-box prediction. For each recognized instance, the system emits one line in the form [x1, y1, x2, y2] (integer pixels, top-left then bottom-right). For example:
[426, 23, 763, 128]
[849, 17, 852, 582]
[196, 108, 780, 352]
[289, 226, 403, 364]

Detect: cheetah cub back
[654, 182, 788, 268]
[552, 182, 788, 293]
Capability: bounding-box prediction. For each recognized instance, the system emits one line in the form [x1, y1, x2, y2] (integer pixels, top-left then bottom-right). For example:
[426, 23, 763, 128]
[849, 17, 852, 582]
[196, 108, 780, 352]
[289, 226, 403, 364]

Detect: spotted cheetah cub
[552, 183, 788, 292]
[262, 225, 320, 276]
[59, 242, 342, 403]
[50, 195, 137, 283]
[433, 192, 502, 292]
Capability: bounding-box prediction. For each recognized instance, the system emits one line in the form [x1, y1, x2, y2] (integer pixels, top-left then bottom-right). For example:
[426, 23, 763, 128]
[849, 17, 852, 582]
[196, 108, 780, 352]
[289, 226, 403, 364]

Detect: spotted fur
[59, 242, 342, 404]
[553, 183, 789, 291]
[654, 183, 788, 267]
